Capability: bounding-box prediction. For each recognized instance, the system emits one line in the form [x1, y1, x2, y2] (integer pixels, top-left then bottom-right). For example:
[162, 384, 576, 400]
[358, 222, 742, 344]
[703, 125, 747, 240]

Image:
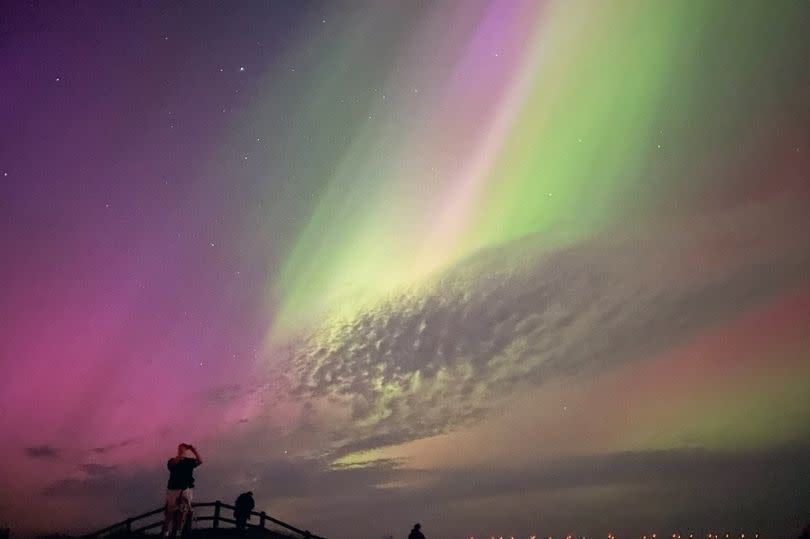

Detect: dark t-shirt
[167, 457, 200, 489]
[234, 493, 255, 516]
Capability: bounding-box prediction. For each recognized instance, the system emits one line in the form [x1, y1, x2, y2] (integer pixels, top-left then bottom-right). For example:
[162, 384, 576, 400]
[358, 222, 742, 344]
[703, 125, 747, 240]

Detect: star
[239, 66, 245, 72]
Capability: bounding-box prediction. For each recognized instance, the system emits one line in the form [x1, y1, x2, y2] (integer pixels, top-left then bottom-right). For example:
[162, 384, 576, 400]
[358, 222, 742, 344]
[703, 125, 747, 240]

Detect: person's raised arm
[188, 444, 202, 465]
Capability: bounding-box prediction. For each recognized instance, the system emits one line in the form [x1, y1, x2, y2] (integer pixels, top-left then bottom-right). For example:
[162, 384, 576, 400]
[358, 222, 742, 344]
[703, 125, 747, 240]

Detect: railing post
[213, 500, 221, 529]
[125, 518, 133, 532]
[259, 511, 267, 529]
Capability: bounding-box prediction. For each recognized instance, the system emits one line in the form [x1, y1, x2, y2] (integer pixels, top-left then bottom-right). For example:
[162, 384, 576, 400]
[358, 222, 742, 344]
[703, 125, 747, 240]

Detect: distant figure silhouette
[408, 523, 426, 539]
[233, 491, 256, 532]
[162, 443, 202, 538]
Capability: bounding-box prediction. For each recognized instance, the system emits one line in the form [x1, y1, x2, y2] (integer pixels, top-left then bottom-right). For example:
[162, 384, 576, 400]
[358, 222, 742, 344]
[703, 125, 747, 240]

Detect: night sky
[1, 1, 809, 538]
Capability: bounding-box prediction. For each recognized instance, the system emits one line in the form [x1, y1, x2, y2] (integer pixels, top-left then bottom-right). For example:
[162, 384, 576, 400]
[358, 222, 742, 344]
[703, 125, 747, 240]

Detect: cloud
[25, 445, 60, 459]
[80, 463, 118, 477]
[277, 201, 810, 457]
[232, 456, 418, 504]
[93, 439, 137, 454]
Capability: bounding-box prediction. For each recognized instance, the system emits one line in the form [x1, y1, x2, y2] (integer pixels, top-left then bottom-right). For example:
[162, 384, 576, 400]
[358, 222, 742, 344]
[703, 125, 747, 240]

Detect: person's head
[176, 443, 194, 457]
[413, 524, 421, 530]
[246, 491, 253, 496]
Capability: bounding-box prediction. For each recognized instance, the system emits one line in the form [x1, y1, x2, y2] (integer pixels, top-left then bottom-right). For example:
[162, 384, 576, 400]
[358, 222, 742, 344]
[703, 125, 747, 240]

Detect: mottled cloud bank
[279, 200, 810, 458]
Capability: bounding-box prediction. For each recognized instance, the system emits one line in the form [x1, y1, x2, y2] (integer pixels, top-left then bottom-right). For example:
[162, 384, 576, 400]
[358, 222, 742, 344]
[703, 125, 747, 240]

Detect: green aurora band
[246, 1, 806, 333]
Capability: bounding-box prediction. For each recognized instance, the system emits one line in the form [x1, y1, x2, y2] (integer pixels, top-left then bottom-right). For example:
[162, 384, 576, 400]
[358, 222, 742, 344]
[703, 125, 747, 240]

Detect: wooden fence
[82, 501, 326, 539]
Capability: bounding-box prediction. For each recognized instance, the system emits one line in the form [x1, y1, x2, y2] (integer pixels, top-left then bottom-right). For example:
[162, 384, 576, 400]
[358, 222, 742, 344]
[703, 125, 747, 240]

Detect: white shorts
[166, 488, 193, 512]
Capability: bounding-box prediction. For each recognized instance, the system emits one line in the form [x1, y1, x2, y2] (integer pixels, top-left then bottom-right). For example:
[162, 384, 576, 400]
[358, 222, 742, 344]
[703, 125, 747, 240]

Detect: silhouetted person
[162, 443, 202, 538]
[233, 491, 255, 532]
[408, 523, 426, 539]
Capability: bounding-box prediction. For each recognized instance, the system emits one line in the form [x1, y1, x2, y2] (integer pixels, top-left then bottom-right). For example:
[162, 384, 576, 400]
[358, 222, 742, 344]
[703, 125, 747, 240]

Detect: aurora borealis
[1, 1, 809, 538]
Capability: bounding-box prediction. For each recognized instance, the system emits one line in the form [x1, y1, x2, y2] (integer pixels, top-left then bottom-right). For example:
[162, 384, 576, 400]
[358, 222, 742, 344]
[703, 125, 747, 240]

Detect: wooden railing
[82, 501, 326, 539]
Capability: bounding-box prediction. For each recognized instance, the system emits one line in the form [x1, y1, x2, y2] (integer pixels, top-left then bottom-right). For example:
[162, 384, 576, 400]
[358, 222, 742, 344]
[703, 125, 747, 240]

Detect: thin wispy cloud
[25, 445, 60, 460]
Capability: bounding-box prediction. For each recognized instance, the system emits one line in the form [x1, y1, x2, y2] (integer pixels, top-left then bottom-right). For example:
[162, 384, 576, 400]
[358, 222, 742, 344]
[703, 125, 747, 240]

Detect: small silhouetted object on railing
[408, 523, 426, 539]
[233, 491, 255, 532]
[82, 500, 326, 539]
